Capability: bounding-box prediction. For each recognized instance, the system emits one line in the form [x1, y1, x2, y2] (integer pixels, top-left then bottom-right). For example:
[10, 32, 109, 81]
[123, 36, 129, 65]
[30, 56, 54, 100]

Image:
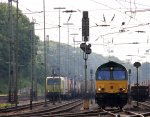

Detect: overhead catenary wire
[89, 0, 149, 24]
[2, 0, 150, 62]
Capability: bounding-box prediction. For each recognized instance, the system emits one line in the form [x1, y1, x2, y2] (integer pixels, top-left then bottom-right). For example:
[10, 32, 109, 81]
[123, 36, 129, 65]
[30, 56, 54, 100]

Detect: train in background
[130, 84, 149, 102]
[46, 76, 82, 101]
[46, 76, 95, 101]
[95, 61, 128, 109]
[46, 76, 69, 101]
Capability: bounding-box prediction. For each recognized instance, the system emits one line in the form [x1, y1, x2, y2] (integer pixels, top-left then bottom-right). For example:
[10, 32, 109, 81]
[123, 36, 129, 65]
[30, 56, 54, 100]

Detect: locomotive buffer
[80, 11, 91, 110]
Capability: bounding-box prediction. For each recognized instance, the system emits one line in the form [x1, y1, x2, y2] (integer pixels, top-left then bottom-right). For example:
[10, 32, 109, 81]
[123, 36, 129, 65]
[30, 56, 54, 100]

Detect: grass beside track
[0, 103, 15, 109]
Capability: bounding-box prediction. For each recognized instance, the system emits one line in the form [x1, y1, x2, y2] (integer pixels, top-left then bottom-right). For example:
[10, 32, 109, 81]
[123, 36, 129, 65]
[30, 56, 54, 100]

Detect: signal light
[82, 11, 89, 42]
[80, 43, 92, 54]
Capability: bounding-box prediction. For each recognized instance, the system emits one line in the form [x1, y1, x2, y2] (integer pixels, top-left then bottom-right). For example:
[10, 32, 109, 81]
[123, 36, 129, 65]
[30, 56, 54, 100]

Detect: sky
[1, 0, 150, 63]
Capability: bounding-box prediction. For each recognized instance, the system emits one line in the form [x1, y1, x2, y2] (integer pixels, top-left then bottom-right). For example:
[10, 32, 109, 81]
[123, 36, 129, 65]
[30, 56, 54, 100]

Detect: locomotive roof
[97, 61, 126, 70]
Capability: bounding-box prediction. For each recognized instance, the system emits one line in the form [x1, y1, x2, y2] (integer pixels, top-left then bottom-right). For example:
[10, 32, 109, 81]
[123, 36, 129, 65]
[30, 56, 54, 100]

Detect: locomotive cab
[95, 61, 128, 109]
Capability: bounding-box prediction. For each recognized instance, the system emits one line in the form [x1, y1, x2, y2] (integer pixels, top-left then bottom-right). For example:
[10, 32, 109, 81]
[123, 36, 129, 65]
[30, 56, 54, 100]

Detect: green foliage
[0, 78, 8, 94]
[0, 3, 39, 93]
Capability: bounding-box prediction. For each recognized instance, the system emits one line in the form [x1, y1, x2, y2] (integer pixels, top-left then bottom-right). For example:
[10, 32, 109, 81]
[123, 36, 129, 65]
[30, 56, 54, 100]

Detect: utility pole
[54, 7, 66, 103]
[80, 11, 91, 110]
[46, 35, 50, 76]
[33, 21, 37, 101]
[30, 22, 33, 110]
[63, 23, 73, 98]
[63, 22, 73, 77]
[77, 48, 81, 96]
[52, 68, 55, 105]
[71, 33, 78, 98]
[43, 0, 47, 107]
[30, 20, 36, 110]
[63, 10, 76, 99]
[90, 69, 93, 104]
[133, 62, 141, 107]
[8, 0, 13, 103]
[14, 0, 19, 107]
[9, 0, 15, 104]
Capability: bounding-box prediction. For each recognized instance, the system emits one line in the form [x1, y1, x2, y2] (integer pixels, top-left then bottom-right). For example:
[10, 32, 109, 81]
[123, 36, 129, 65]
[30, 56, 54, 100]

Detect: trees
[0, 3, 39, 93]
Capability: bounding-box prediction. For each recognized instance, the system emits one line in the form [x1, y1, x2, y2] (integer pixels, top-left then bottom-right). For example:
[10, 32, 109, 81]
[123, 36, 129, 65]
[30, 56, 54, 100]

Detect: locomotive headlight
[98, 88, 104, 92]
[98, 88, 101, 91]
[48, 90, 49, 92]
[110, 67, 113, 70]
[122, 88, 126, 91]
[119, 88, 126, 92]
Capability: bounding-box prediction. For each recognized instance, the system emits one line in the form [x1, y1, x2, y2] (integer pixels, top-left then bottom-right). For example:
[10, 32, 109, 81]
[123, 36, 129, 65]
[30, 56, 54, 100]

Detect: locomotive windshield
[47, 78, 60, 85]
[113, 71, 126, 80]
[98, 71, 110, 80]
[97, 67, 126, 80]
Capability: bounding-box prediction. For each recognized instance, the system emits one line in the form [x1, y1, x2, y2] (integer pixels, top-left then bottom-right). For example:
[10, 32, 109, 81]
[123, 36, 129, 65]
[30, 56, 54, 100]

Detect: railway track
[0, 99, 82, 117]
[42, 108, 150, 117]
[1, 99, 150, 116]
[0, 96, 44, 113]
[99, 108, 150, 117]
[0, 101, 46, 113]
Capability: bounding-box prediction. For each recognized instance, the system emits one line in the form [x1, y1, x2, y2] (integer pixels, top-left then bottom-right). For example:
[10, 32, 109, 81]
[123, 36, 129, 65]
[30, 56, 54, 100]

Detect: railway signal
[80, 43, 92, 54]
[82, 11, 89, 42]
[81, 11, 91, 110]
[133, 62, 141, 107]
[128, 69, 131, 104]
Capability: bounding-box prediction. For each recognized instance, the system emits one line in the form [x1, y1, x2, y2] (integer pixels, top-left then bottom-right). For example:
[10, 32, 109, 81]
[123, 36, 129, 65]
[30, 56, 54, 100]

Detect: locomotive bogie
[95, 93, 128, 109]
[95, 80, 128, 108]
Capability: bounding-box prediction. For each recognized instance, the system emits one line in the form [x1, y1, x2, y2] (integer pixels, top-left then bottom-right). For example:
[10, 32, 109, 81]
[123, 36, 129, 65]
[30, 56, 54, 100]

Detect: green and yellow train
[95, 61, 128, 109]
[46, 76, 71, 101]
